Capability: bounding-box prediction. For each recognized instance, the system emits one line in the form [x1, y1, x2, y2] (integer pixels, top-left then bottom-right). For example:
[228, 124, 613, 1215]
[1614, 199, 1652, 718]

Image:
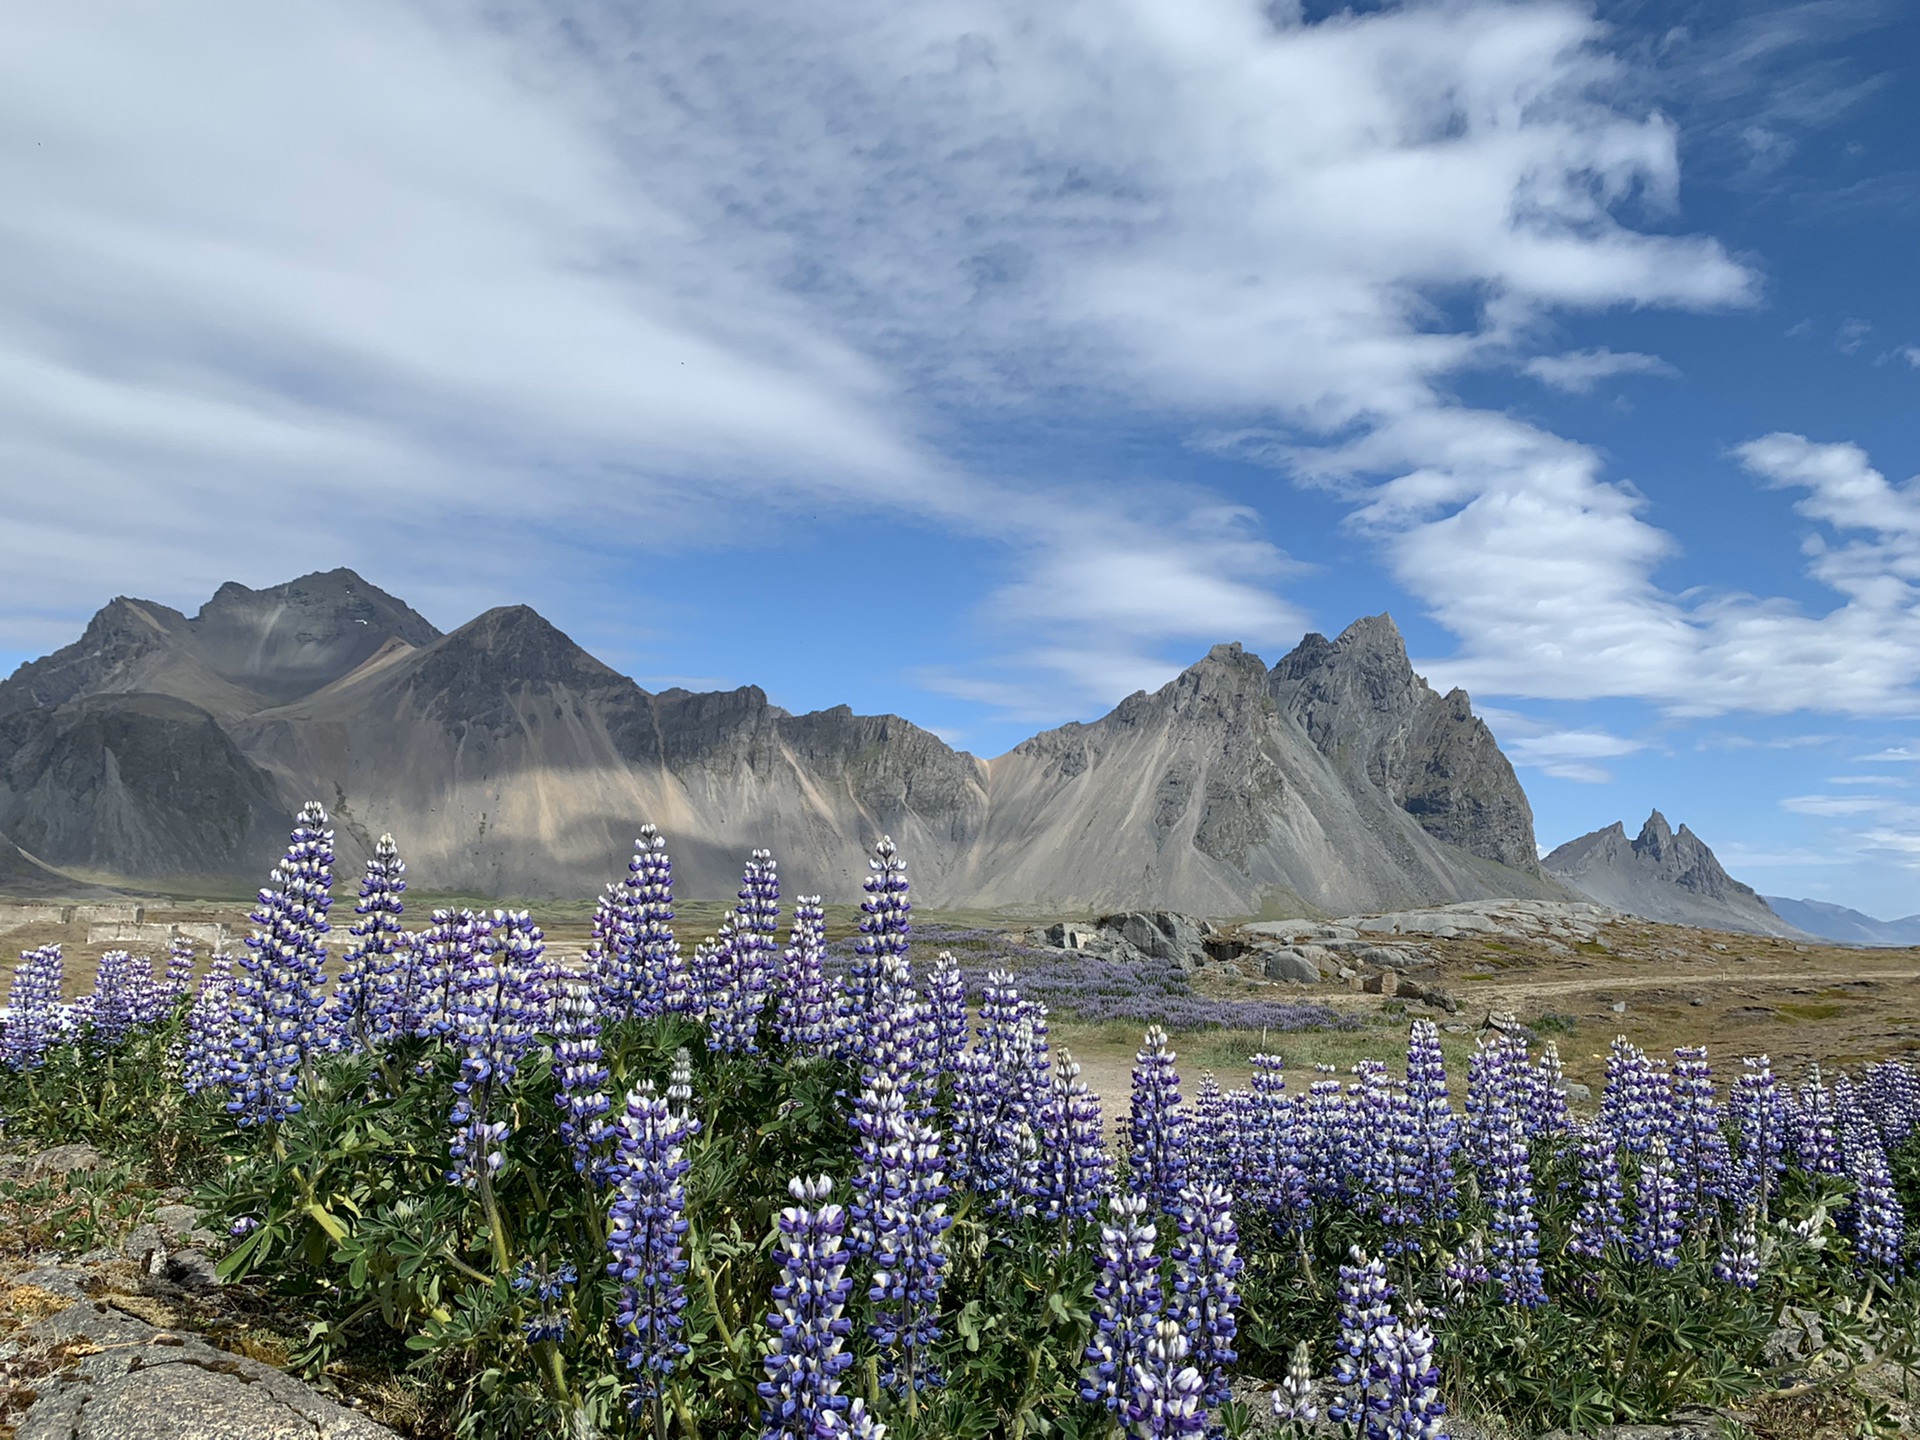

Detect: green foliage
[0, 1159, 159, 1257]
[7, 1004, 1920, 1439]
[0, 1008, 216, 1180]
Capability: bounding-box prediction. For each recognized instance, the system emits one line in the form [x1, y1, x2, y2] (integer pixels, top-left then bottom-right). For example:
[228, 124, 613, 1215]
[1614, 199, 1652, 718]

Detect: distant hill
[1544, 811, 1807, 938]
[0, 570, 1564, 912]
[1763, 895, 1920, 948]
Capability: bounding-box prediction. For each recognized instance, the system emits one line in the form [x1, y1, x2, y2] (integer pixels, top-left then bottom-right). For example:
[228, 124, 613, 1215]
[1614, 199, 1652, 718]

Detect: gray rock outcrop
[1545, 812, 1805, 937]
[0, 575, 1559, 913]
[17, 1298, 396, 1440]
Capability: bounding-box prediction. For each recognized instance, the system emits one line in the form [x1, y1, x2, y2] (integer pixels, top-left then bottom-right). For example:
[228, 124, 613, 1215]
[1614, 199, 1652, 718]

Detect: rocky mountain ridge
[1542, 811, 1804, 938]
[0, 571, 1557, 912]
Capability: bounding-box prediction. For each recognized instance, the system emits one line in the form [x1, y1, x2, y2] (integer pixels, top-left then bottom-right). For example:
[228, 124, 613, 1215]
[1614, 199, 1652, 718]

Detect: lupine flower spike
[225, 803, 334, 1126]
[327, 834, 407, 1052]
[760, 1176, 865, 1440]
[2, 944, 64, 1071]
[606, 1081, 696, 1413]
[1129, 1025, 1189, 1217]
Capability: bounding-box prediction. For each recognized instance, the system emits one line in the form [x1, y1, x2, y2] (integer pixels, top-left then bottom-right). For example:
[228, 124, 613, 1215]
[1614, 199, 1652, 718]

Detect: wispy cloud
[1, 0, 1775, 720]
[1523, 348, 1678, 393]
[1477, 707, 1644, 782]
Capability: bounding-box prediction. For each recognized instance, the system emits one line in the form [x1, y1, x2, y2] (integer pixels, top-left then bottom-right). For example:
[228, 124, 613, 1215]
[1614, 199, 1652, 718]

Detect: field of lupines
[1, 803, 1918, 1440]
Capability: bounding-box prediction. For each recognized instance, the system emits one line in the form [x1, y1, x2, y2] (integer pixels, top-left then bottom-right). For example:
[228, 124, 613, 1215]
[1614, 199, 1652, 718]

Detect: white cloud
[1475, 706, 1643, 782]
[1900, 346, 1920, 368]
[1523, 348, 1679, 393]
[1781, 793, 1888, 817]
[0, 0, 1778, 721]
[1337, 429, 1920, 718]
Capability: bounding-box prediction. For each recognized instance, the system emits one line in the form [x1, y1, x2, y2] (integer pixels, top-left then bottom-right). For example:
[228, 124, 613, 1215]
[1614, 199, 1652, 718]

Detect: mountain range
[0, 569, 1563, 912]
[1760, 895, 1920, 948]
[1541, 811, 1805, 938]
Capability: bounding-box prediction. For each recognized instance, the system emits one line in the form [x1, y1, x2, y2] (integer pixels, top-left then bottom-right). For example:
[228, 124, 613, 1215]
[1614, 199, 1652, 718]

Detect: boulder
[1100, 911, 1208, 970]
[1355, 944, 1435, 971]
[1043, 921, 1103, 952]
[18, 1298, 397, 1440]
[1260, 946, 1323, 984]
[28, 1143, 106, 1177]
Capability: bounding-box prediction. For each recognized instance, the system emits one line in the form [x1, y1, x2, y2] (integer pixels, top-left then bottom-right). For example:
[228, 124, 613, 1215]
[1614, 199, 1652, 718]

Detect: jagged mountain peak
[190, 569, 442, 704]
[1545, 811, 1801, 937]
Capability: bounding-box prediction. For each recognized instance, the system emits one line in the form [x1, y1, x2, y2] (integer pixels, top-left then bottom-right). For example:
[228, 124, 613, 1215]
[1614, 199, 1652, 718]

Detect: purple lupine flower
[760, 1176, 859, 1440]
[1669, 1046, 1732, 1217]
[1601, 1037, 1670, 1156]
[962, 972, 1050, 1216]
[1242, 1054, 1286, 1211]
[707, 929, 767, 1056]
[1327, 1248, 1394, 1428]
[447, 912, 544, 1187]
[554, 986, 612, 1178]
[1350, 1065, 1399, 1226]
[1862, 1060, 1920, 1149]
[1191, 1075, 1231, 1191]
[667, 1046, 694, 1121]
[1441, 1230, 1491, 1310]
[1486, 1114, 1547, 1306]
[1464, 1033, 1528, 1174]
[1716, 1204, 1762, 1289]
[1405, 1029, 1459, 1228]
[841, 836, 910, 1064]
[1036, 1050, 1112, 1225]
[1169, 1181, 1240, 1417]
[225, 804, 333, 1126]
[776, 896, 834, 1056]
[2, 944, 65, 1071]
[405, 916, 465, 1040]
[1378, 1312, 1447, 1440]
[867, 1102, 951, 1396]
[689, 926, 729, 1027]
[606, 1081, 696, 1407]
[181, 952, 236, 1096]
[164, 937, 196, 1001]
[1530, 1041, 1571, 1137]
[1129, 1025, 1189, 1217]
[326, 834, 408, 1052]
[850, 1072, 909, 1259]
[863, 956, 927, 1095]
[947, 1048, 997, 1197]
[1632, 1135, 1684, 1270]
[595, 826, 684, 1022]
[1789, 1064, 1844, 1175]
[1301, 1069, 1346, 1211]
[1128, 1319, 1207, 1439]
[1731, 1055, 1788, 1213]
[737, 847, 781, 958]
[1083, 1191, 1161, 1416]
[1840, 1102, 1905, 1278]
[87, 949, 146, 1049]
[512, 1260, 578, 1344]
[1568, 1121, 1626, 1260]
[1273, 1342, 1318, 1428]
[709, 850, 778, 1055]
[923, 950, 970, 1079]
[408, 906, 472, 1044]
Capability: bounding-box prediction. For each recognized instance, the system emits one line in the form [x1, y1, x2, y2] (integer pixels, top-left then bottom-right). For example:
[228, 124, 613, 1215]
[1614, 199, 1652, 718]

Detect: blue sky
[2, 0, 1918, 914]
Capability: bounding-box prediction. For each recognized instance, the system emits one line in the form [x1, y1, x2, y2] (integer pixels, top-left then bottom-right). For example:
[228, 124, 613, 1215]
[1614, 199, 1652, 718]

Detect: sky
[1, 0, 1918, 915]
